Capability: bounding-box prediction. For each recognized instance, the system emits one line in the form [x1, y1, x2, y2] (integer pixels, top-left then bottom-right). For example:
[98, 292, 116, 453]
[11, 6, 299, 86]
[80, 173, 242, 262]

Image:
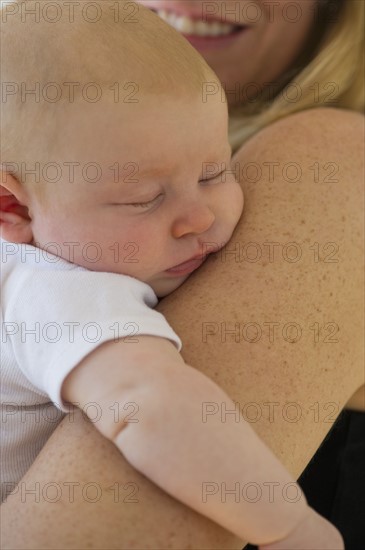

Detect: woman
[1, 0, 363, 548]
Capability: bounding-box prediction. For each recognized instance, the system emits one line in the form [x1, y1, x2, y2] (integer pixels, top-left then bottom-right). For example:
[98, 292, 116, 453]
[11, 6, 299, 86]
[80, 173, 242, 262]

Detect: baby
[0, 1, 343, 549]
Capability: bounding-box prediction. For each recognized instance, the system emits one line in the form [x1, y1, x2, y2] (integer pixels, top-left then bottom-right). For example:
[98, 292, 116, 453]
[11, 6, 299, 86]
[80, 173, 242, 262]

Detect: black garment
[244, 410, 365, 550]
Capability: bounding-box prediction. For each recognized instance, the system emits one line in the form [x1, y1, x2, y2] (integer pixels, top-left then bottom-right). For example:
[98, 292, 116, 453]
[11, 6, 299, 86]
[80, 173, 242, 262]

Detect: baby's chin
[149, 274, 190, 299]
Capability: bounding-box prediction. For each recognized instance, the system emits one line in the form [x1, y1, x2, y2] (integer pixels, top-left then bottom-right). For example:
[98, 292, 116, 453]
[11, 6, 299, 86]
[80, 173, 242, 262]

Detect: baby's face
[28, 92, 243, 297]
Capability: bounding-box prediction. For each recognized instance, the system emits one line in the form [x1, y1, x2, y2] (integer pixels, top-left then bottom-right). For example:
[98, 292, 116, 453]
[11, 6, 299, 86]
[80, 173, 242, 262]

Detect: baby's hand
[258, 507, 344, 550]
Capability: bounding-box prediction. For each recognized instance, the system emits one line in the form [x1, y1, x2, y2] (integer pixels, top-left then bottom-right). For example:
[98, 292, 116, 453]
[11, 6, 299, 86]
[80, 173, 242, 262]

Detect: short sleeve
[1, 248, 182, 412]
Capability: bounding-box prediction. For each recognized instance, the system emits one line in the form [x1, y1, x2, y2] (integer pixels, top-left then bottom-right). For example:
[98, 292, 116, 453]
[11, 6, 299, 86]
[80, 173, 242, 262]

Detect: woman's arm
[2, 108, 363, 549]
[61, 336, 330, 547]
[2, 407, 243, 550]
[158, 106, 364, 477]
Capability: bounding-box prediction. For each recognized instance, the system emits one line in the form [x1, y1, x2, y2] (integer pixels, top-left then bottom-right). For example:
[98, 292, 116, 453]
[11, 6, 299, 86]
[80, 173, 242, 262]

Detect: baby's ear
[0, 170, 33, 244]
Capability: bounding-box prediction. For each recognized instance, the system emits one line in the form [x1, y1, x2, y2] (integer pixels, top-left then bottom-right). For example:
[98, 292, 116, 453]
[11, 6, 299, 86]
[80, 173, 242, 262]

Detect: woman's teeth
[156, 9, 237, 36]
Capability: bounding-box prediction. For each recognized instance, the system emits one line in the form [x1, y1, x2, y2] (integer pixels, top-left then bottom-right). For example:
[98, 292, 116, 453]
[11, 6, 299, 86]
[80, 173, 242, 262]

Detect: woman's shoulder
[231, 107, 364, 394]
[265, 106, 364, 130]
[233, 106, 364, 198]
[235, 107, 364, 164]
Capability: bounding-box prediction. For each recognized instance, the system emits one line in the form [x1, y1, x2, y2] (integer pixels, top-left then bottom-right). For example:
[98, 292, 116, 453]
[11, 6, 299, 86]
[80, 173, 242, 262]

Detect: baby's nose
[171, 203, 215, 239]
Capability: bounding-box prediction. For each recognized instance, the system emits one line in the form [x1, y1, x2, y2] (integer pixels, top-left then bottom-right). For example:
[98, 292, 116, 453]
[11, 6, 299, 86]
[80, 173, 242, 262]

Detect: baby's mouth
[152, 9, 245, 38]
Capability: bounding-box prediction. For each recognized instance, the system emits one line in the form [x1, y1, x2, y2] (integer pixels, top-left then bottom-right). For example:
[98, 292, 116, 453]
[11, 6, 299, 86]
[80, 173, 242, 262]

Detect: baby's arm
[62, 336, 343, 549]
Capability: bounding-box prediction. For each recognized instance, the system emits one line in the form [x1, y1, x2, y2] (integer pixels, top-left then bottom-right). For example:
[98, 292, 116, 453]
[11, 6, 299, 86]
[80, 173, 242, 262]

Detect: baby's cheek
[129, 225, 163, 263]
[122, 224, 151, 250]
[238, 183, 244, 213]
[230, 181, 244, 225]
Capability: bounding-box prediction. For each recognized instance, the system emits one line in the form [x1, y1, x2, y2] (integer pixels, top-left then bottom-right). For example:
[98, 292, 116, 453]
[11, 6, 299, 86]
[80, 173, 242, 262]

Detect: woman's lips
[181, 27, 248, 50]
[150, 7, 249, 51]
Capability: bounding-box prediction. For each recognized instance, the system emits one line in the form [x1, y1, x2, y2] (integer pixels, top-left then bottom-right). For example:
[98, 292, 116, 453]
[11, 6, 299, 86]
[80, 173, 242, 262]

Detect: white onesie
[0, 240, 182, 503]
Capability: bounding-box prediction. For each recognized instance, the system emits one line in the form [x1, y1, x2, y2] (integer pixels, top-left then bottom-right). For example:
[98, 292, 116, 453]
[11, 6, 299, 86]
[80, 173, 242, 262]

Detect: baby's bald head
[1, 0, 219, 183]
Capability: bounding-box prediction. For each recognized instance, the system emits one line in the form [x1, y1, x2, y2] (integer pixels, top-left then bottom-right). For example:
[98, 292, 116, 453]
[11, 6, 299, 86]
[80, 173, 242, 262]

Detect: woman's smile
[151, 7, 250, 50]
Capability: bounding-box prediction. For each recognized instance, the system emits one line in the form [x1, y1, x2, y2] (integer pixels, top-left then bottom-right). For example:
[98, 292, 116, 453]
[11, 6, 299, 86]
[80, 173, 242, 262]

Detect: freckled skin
[1, 2, 363, 546]
[2, 113, 361, 550]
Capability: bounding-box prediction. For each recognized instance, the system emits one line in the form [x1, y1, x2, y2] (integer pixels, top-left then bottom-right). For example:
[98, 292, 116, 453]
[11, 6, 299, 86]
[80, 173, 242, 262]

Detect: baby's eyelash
[126, 170, 226, 208]
[200, 169, 226, 183]
[131, 202, 153, 208]
[130, 195, 162, 208]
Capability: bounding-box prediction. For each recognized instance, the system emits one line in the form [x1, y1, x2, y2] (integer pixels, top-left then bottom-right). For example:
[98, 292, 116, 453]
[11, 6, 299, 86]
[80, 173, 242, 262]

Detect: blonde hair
[228, 0, 364, 152]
